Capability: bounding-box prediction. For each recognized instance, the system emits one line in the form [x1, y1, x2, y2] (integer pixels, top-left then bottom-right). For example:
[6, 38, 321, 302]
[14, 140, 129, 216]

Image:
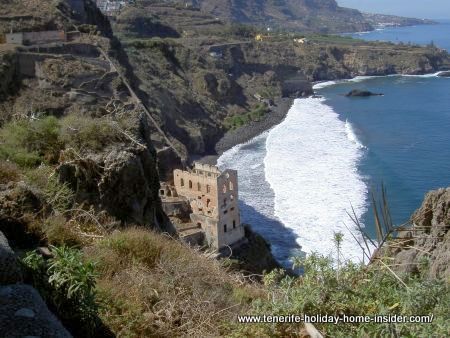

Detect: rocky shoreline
[197, 97, 294, 165]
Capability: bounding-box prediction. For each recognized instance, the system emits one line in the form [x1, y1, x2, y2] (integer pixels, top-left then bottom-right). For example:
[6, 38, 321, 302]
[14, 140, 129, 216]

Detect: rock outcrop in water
[345, 89, 383, 97]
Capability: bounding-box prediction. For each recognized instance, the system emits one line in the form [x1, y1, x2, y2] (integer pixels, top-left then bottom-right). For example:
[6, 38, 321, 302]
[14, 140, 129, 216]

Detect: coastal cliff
[385, 188, 450, 280]
[110, 3, 450, 159]
[0, 0, 174, 234]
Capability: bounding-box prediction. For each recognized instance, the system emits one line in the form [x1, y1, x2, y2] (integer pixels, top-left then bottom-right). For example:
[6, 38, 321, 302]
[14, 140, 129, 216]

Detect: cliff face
[0, 0, 174, 234]
[112, 7, 450, 157]
[389, 188, 450, 280]
[0, 50, 17, 106]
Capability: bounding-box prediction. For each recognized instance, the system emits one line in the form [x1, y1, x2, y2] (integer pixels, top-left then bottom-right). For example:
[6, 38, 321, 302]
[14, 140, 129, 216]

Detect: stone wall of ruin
[174, 169, 219, 219]
[216, 169, 244, 248]
[173, 166, 245, 249]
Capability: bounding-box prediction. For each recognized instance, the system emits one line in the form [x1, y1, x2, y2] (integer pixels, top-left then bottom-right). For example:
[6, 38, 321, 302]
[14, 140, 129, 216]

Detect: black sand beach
[197, 97, 294, 165]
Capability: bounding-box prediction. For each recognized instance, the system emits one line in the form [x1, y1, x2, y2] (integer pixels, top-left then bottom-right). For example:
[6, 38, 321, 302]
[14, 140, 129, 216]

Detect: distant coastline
[202, 69, 447, 165]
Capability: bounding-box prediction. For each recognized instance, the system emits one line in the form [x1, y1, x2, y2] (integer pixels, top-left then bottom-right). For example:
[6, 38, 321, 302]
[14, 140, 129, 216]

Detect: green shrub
[44, 215, 83, 248]
[60, 115, 124, 152]
[0, 114, 127, 169]
[0, 116, 63, 167]
[24, 165, 74, 213]
[234, 253, 449, 337]
[94, 229, 165, 275]
[22, 246, 99, 336]
[25, 165, 53, 190]
[224, 104, 269, 129]
[26, 165, 75, 212]
[43, 175, 75, 213]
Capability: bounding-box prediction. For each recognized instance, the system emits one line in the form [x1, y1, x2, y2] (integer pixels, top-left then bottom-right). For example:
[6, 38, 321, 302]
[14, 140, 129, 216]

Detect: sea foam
[313, 72, 445, 91]
[218, 132, 303, 267]
[264, 98, 370, 263]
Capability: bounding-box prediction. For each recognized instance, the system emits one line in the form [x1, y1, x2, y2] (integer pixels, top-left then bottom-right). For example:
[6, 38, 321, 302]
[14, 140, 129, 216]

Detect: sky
[337, 0, 450, 19]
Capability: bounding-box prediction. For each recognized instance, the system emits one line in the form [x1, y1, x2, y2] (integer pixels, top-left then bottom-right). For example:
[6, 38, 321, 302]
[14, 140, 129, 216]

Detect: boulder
[0, 231, 22, 285]
[0, 182, 44, 247]
[345, 89, 383, 97]
[0, 284, 71, 337]
[57, 147, 176, 234]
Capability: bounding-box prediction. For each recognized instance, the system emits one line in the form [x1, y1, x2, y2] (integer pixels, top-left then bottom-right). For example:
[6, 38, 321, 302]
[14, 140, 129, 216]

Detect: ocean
[218, 22, 450, 267]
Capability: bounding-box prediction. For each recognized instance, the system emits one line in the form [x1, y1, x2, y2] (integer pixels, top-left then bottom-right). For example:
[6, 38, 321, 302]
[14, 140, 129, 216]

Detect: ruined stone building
[161, 162, 245, 250]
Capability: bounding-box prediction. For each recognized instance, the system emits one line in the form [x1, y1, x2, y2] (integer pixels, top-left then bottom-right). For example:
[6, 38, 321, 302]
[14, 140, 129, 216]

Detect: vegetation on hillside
[224, 104, 270, 129]
[3, 114, 444, 337]
[236, 254, 448, 337]
[16, 224, 449, 337]
[0, 115, 132, 168]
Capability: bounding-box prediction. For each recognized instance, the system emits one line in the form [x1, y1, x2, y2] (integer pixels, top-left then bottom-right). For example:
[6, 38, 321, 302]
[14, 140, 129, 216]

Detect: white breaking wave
[264, 98, 370, 263]
[312, 81, 338, 90]
[345, 119, 366, 149]
[312, 76, 378, 90]
[313, 73, 444, 90]
[401, 71, 445, 78]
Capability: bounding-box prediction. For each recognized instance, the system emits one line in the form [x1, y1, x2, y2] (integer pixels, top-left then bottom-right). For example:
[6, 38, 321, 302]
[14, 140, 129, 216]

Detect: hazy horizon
[337, 0, 450, 20]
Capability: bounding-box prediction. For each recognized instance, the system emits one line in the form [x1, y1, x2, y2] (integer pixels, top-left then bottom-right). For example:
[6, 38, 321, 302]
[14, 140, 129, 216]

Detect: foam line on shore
[264, 98, 371, 262]
[313, 72, 444, 90]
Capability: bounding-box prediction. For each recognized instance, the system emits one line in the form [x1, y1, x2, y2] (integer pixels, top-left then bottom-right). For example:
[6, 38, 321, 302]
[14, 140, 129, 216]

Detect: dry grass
[0, 160, 20, 184]
[86, 228, 264, 337]
[44, 214, 84, 248]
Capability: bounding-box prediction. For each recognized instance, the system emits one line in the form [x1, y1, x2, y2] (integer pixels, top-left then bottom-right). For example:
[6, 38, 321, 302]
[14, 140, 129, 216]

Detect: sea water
[218, 22, 450, 267]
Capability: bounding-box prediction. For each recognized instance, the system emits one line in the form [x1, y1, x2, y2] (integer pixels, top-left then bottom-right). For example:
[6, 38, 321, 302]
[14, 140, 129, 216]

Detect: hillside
[109, 2, 449, 160]
[165, 0, 434, 33]
[1, 189, 449, 337]
[1, 1, 449, 165]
